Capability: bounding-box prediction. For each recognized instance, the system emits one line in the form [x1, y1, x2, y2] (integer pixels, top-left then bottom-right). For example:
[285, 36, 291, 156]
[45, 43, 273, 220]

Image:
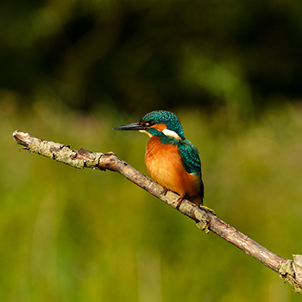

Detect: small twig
[12, 130, 302, 295]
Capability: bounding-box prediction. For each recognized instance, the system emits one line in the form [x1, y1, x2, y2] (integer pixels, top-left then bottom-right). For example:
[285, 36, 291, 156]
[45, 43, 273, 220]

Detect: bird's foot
[161, 187, 169, 196]
[176, 196, 184, 209]
[199, 205, 216, 215]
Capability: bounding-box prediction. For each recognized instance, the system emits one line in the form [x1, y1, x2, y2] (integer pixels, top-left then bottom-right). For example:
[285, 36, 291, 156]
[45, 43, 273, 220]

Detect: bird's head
[114, 110, 185, 140]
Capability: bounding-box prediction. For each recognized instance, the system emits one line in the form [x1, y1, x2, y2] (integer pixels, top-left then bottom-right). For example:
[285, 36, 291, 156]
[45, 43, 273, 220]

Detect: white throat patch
[139, 128, 182, 140]
[162, 129, 182, 140]
[139, 130, 153, 138]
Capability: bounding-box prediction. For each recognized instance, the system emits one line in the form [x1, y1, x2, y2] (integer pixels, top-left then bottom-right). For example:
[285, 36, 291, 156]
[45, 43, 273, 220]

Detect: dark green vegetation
[1, 0, 302, 115]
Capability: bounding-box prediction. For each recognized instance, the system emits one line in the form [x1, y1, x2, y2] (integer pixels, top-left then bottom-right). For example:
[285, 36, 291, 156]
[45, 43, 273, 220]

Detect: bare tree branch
[12, 130, 302, 295]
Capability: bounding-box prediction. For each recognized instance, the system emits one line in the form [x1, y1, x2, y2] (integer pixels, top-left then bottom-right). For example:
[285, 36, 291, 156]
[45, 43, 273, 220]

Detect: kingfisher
[114, 110, 204, 208]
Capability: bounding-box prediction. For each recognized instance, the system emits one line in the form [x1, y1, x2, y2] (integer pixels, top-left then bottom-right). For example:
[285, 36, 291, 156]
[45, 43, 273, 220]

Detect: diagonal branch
[12, 130, 302, 295]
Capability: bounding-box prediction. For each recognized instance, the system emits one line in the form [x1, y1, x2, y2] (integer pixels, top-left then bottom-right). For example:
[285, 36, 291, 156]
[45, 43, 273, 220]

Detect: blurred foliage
[1, 0, 302, 116]
[2, 0, 302, 301]
[1, 101, 302, 301]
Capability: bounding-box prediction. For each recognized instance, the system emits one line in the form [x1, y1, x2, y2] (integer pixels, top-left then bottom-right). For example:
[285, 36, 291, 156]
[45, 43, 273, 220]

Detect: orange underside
[145, 136, 202, 206]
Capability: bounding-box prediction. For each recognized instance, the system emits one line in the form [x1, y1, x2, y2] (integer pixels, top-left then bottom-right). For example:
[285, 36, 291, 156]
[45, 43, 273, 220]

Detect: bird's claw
[176, 196, 183, 209]
[199, 205, 216, 215]
[161, 187, 169, 196]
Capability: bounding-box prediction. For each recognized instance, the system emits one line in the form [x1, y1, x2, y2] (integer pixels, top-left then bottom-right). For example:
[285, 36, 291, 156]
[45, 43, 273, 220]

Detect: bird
[114, 110, 204, 208]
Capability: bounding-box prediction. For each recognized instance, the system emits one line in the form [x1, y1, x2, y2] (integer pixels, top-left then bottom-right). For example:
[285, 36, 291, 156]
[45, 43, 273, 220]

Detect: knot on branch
[278, 256, 302, 294]
[293, 255, 302, 287]
[12, 130, 302, 296]
[13, 130, 33, 148]
[196, 220, 210, 234]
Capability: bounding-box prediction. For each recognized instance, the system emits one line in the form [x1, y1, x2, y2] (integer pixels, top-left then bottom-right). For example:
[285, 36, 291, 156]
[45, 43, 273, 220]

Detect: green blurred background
[2, 0, 302, 301]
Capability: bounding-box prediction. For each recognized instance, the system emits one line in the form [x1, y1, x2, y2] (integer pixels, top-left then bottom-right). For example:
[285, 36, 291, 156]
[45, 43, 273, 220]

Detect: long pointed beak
[113, 122, 146, 131]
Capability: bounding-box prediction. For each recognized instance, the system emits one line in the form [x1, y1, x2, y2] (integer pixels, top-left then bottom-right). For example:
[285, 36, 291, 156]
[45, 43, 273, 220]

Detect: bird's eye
[144, 120, 155, 127]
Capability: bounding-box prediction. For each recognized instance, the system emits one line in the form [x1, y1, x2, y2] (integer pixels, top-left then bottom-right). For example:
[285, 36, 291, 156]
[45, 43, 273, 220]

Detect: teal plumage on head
[140, 110, 185, 140]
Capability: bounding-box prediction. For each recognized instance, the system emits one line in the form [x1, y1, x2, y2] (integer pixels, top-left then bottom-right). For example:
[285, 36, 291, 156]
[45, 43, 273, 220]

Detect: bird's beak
[113, 122, 146, 131]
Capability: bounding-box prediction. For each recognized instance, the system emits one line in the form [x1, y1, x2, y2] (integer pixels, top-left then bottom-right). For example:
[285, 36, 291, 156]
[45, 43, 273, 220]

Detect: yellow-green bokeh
[1, 101, 302, 301]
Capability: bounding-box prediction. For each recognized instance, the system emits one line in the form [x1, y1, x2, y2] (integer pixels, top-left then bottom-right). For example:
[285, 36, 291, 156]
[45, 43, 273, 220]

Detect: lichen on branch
[12, 130, 302, 295]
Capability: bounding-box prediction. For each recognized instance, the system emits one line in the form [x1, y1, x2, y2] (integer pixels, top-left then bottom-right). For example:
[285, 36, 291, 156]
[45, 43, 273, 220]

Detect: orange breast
[145, 137, 202, 205]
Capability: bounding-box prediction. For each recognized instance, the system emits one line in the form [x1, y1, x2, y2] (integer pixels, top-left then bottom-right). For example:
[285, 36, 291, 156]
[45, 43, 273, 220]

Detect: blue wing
[178, 139, 202, 175]
[178, 139, 204, 199]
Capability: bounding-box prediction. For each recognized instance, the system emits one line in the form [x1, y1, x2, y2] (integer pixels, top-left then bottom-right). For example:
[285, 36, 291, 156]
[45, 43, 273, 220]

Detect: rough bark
[12, 130, 302, 295]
